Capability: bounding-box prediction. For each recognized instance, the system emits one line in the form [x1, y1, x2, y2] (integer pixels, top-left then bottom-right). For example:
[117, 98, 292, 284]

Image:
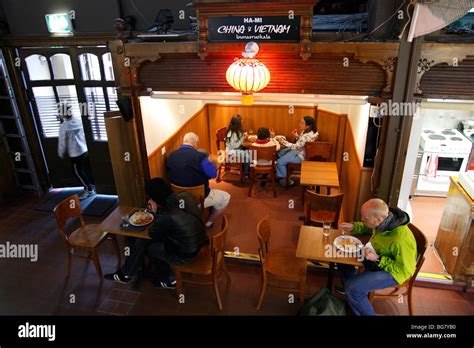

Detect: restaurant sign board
[207, 16, 301, 42]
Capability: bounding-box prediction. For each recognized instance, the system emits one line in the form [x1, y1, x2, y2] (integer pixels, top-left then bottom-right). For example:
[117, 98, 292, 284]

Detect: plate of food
[129, 210, 154, 227]
[333, 235, 363, 253]
[247, 134, 258, 142]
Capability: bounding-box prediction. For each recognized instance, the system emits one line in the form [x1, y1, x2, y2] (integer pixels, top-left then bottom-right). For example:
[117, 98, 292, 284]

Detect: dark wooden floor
[0, 180, 472, 316]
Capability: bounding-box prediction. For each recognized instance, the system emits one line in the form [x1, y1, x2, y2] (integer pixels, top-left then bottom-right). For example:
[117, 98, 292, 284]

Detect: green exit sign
[45, 13, 73, 34]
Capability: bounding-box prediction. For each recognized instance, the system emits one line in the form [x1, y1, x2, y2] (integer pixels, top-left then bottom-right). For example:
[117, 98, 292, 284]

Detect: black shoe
[104, 270, 131, 284]
[153, 279, 176, 289]
[335, 285, 346, 295]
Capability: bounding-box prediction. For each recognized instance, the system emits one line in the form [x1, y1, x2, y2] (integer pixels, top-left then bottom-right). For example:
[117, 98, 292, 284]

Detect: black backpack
[298, 288, 345, 316]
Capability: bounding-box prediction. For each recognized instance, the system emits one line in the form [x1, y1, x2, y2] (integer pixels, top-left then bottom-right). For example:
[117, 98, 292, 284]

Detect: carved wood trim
[358, 56, 397, 94]
[416, 43, 472, 94]
[197, 14, 209, 60]
[299, 15, 312, 60]
[122, 41, 399, 96]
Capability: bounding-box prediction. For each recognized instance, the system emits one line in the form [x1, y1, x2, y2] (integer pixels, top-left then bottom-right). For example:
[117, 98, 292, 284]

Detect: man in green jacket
[337, 198, 417, 316]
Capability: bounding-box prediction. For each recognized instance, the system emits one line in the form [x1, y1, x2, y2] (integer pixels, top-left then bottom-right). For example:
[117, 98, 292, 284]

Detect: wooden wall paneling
[338, 120, 362, 222]
[104, 111, 147, 207]
[137, 52, 387, 97]
[0, 34, 115, 48]
[207, 104, 315, 155]
[417, 43, 474, 98]
[355, 167, 374, 221]
[146, 102, 362, 221]
[109, 40, 133, 103]
[420, 56, 474, 100]
[315, 109, 346, 164]
[337, 115, 348, 174]
[147, 106, 210, 179]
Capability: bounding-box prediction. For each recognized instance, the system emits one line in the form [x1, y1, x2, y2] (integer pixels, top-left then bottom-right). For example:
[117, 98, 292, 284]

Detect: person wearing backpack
[337, 198, 417, 315]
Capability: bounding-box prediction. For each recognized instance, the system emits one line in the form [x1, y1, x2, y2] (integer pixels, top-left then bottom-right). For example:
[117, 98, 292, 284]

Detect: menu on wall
[207, 16, 301, 42]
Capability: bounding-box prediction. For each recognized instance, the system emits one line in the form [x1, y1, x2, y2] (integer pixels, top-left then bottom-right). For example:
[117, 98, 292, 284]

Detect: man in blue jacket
[167, 132, 231, 228]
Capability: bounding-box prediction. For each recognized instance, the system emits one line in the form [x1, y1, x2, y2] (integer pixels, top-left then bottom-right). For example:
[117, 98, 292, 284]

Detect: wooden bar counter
[434, 177, 474, 288]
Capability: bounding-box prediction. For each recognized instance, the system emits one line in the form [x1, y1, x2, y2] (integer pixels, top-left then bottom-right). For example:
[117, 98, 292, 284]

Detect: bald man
[337, 198, 417, 316]
[166, 132, 231, 228]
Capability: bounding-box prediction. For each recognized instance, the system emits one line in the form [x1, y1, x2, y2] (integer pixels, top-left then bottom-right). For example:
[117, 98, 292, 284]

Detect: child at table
[225, 114, 250, 178]
[252, 127, 280, 166]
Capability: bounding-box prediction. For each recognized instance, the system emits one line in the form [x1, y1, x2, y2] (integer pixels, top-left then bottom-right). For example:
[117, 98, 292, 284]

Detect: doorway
[399, 101, 474, 279]
[19, 46, 118, 194]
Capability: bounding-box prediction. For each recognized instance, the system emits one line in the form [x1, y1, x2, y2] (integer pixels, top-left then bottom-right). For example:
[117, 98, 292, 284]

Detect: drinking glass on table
[122, 214, 130, 228]
[340, 222, 353, 237]
[322, 222, 331, 237]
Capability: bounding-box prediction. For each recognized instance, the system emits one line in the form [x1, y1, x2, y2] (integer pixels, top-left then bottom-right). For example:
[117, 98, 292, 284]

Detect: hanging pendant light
[226, 42, 270, 105]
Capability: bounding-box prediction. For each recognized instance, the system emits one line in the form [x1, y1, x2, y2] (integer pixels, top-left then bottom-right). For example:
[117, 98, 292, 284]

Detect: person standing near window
[57, 114, 96, 200]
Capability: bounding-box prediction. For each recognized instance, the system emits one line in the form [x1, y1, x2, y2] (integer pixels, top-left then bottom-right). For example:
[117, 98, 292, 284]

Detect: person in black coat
[105, 178, 208, 288]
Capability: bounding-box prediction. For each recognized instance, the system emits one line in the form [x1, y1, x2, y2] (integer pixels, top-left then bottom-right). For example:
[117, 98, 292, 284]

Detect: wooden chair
[369, 223, 428, 316]
[170, 183, 206, 220]
[256, 215, 307, 310]
[304, 190, 344, 228]
[53, 195, 121, 280]
[174, 215, 231, 310]
[306, 141, 332, 162]
[286, 162, 302, 186]
[248, 144, 277, 198]
[304, 141, 333, 195]
[216, 127, 244, 183]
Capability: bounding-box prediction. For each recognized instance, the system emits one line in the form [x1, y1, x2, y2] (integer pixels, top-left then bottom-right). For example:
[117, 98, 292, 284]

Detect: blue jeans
[338, 264, 398, 316]
[276, 149, 301, 178]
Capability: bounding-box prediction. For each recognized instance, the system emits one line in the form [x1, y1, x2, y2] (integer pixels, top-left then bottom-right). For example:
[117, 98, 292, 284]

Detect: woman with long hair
[275, 115, 318, 186]
[225, 114, 250, 178]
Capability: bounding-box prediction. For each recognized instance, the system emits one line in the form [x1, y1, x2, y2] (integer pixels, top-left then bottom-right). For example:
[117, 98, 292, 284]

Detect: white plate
[129, 211, 154, 227]
[333, 235, 363, 253]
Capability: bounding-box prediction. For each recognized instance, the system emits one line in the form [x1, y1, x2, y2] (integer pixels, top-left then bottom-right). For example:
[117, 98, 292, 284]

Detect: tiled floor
[0, 183, 472, 316]
[410, 196, 448, 274]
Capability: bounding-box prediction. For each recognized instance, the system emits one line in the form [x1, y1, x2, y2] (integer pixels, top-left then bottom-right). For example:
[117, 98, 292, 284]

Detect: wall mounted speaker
[116, 96, 133, 121]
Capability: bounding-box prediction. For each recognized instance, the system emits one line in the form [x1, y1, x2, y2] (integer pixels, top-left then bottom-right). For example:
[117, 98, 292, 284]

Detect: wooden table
[300, 161, 339, 194]
[296, 225, 363, 290]
[97, 205, 152, 240]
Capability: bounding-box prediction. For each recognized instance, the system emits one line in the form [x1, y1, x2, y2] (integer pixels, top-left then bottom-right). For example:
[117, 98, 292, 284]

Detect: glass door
[19, 46, 118, 194]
